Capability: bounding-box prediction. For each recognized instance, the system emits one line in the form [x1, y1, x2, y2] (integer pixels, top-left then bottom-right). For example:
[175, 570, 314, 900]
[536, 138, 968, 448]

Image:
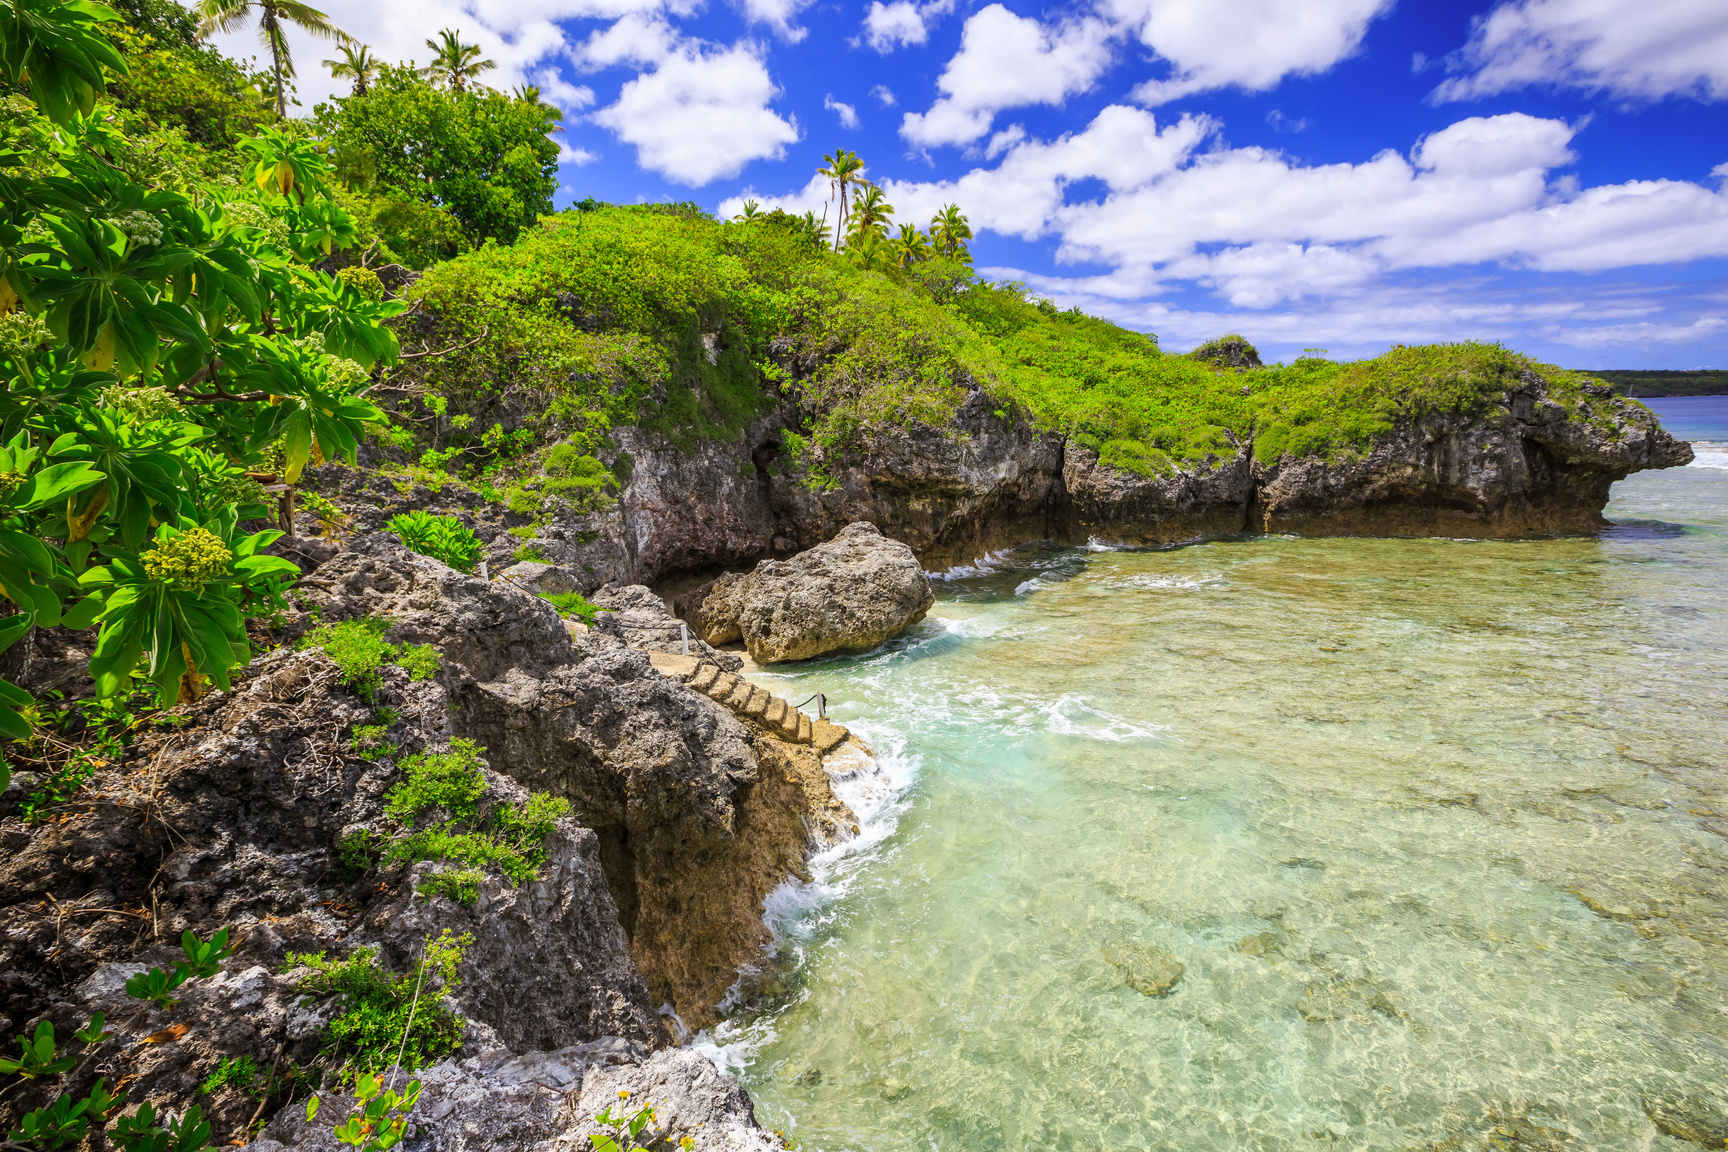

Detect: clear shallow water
[706, 403, 1728, 1151]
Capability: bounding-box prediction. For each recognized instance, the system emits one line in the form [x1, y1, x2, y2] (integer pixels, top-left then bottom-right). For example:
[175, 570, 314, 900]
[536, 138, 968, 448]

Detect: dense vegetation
[388, 204, 1611, 500]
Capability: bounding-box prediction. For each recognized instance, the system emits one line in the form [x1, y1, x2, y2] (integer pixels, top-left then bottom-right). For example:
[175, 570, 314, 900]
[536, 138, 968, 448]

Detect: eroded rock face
[691, 522, 935, 664]
[1063, 444, 1256, 545]
[1251, 385, 1694, 538]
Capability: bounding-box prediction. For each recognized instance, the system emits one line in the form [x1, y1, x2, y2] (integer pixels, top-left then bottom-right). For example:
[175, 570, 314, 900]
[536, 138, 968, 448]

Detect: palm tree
[848, 185, 894, 242]
[845, 230, 891, 271]
[322, 42, 377, 97]
[423, 28, 496, 93]
[815, 148, 868, 252]
[195, 0, 349, 118]
[733, 199, 762, 222]
[890, 223, 932, 267]
[930, 204, 973, 258]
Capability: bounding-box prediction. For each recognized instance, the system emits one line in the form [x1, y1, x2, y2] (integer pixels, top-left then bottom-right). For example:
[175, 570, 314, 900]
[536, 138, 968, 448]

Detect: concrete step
[763, 698, 787, 727]
[688, 664, 720, 692]
[724, 678, 756, 710]
[709, 672, 739, 700]
[795, 713, 812, 745]
[741, 686, 771, 718]
[810, 719, 850, 756]
[648, 652, 698, 680]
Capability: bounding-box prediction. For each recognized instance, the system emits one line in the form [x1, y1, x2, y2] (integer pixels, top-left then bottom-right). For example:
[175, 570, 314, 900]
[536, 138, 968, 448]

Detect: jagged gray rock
[687, 523, 935, 664]
[499, 560, 581, 597]
[252, 1046, 781, 1152]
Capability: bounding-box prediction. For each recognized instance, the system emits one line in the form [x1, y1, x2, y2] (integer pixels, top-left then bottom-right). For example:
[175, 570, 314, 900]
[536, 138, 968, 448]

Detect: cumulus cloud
[1433, 0, 1728, 103]
[201, 0, 702, 111]
[824, 94, 859, 128]
[1107, 0, 1392, 105]
[871, 84, 898, 106]
[590, 37, 799, 185]
[861, 0, 954, 51]
[734, 0, 816, 42]
[753, 105, 1728, 326]
[900, 6, 1114, 146]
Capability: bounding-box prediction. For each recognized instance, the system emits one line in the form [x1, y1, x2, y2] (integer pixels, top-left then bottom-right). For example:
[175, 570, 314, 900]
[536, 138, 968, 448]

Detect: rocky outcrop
[284, 539, 853, 1027]
[1063, 443, 1256, 546]
[253, 1046, 781, 1152]
[1251, 384, 1694, 537]
[682, 523, 935, 664]
[0, 532, 841, 1150]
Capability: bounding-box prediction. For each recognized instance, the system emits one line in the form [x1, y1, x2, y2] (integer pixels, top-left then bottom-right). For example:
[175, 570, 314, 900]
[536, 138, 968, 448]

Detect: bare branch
[399, 325, 488, 360]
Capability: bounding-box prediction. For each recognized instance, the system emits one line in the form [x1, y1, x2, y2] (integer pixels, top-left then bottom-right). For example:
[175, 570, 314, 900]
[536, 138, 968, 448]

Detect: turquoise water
[710, 403, 1728, 1151]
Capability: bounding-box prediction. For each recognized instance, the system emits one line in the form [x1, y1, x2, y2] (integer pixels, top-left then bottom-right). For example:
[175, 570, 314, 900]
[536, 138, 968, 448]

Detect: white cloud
[1106, 0, 1393, 105]
[1556, 316, 1728, 347]
[734, 0, 815, 42]
[861, 0, 953, 51]
[591, 39, 799, 186]
[198, 0, 695, 111]
[870, 84, 897, 106]
[530, 67, 596, 112]
[742, 106, 1728, 322]
[900, 6, 1114, 146]
[573, 14, 679, 68]
[1433, 0, 1728, 103]
[559, 142, 602, 164]
[824, 94, 859, 129]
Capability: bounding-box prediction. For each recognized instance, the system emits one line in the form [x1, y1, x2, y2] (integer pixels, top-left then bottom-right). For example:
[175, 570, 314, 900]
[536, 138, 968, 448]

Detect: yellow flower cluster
[0, 470, 23, 503]
[141, 527, 233, 587]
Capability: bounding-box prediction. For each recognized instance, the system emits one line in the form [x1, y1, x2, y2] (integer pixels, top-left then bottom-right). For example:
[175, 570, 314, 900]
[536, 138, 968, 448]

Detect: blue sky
[220, 0, 1728, 367]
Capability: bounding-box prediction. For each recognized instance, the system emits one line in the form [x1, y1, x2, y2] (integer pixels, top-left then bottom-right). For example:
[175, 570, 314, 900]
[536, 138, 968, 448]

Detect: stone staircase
[646, 652, 857, 756]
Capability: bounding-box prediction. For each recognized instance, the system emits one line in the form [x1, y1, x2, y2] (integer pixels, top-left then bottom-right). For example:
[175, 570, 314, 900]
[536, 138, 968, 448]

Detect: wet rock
[1644, 1092, 1728, 1147]
[695, 523, 935, 664]
[1102, 941, 1184, 997]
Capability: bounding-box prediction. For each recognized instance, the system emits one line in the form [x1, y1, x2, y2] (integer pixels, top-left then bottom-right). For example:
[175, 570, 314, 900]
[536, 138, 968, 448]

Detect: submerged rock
[1101, 941, 1184, 997]
[1296, 978, 1400, 1022]
[685, 522, 935, 664]
[1643, 1093, 1728, 1147]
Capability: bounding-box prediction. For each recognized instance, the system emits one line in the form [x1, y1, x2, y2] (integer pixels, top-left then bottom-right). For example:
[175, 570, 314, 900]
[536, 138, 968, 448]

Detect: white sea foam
[1687, 441, 1728, 470]
[1042, 693, 1170, 742]
[929, 549, 1012, 579]
[1083, 537, 1122, 552]
[1111, 572, 1221, 591]
[1014, 577, 1045, 596]
[692, 722, 923, 1075]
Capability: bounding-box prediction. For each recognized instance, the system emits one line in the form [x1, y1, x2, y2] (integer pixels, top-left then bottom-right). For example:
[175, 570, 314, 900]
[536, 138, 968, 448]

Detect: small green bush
[287, 930, 470, 1072]
[543, 591, 600, 625]
[349, 725, 396, 758]
[511, 543, 546, 563]
[385, 510, 483, 573]
[201, 1055, 258, 1096]
[381, 739, 570, 896]
[299, 619, 442, 700]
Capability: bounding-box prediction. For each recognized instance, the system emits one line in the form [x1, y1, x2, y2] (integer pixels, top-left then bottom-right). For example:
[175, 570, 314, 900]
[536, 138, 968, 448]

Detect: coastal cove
[706, 397, 1728, 1151]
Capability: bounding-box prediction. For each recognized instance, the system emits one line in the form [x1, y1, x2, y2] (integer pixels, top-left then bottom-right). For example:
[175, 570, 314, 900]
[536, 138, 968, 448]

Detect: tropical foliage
[313, 63, 559, 245]
[0, 0, 396, 745]
[191, 0, 349, 116]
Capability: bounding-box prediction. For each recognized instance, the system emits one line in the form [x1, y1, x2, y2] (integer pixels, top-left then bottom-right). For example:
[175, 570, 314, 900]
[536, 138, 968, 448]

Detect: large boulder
[686, 523, 935, 664]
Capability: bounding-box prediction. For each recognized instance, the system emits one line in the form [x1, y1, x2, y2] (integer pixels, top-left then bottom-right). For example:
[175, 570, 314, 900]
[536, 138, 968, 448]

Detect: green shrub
[543, 591, 600, 625]
[385, 511, 483, 573]
[201, 1055, 258, 1096]
[349, 725, 396, 758]
[287, 930, 470, 1072]
[511, 543, 546, 563]
[381, 739, 569, 897]
[299, 619, 443, 699]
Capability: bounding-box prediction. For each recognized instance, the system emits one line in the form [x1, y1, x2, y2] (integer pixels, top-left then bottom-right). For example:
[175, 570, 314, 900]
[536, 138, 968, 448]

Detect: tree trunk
[264, 8, 285, 117]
